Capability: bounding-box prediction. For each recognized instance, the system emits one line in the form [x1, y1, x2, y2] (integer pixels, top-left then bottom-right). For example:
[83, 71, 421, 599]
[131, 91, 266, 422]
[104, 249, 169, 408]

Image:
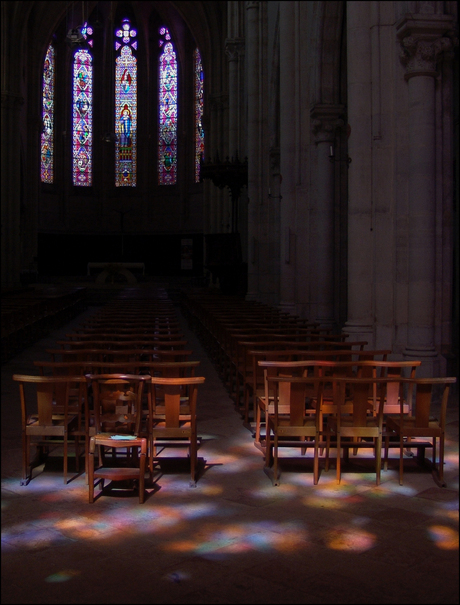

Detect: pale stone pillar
[310, 104, 345, 330]
[343, 1, 374, 344]
[278, 0, 296, 315]
[1, 92, 24, 286]
[245, 0, 260, 300]
[396, 14, 455, 372]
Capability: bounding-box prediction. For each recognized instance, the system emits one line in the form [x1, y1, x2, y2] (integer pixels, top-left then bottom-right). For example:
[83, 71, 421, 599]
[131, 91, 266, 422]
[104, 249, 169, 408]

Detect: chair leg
[254, 404, 261, 446]
[336, 435, 341, 484]
[21, 433, 30, 486]
[313, 439, 319, 485]
[399, 436, 404, 486]
[384, 434, 389, 472]
[438, 436, 445, 486]
[264, 426, 272, 469]
[63, 435, 68, 485]
[190, 433, 197, 487]
[139, 450, 146, 504]
[325, 430, 330, 472]
[88, 450, 95, 503]
[375, 435, 382, 486]
[273, 434, 279, 486]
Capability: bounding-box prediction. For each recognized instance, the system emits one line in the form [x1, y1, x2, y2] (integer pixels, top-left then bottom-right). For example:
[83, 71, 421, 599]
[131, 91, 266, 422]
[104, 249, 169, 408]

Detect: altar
[87, 262, 145, 284]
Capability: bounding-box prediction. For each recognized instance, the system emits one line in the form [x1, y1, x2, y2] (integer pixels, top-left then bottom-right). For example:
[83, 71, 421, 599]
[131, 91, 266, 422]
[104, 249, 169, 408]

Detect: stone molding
[310, 104, 345, 143]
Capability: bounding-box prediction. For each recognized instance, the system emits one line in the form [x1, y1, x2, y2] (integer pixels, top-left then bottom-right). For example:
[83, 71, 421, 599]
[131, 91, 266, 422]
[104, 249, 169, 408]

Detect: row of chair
[181, 290, 456, 488]
[13, 288, 206, 503]
[1, 285, 87, 362]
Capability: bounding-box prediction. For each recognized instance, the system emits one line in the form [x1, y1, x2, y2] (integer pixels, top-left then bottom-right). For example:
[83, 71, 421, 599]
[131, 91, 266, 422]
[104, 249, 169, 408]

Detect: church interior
[1, 1, 459, 604]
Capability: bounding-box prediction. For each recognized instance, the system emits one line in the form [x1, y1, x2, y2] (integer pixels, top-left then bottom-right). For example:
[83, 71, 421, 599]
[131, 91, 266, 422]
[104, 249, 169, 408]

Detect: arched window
[158, 27, 177, 185]
[194, 48, 204, 183]
[41, 11, 203, 190]
[72, 24, 93, 186]
[115, 17, 137, 187]
[41, 44, 55, 183]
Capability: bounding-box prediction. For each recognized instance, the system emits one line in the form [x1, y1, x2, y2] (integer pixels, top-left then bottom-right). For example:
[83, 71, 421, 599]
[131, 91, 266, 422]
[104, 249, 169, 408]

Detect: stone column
[225, 37, 244, 237]
[1, 92, 24, 286]
[396, 14, 455, 371]
[310, 104, 345, 330]
[343, 1, 374, 344]
[278, 0, 296, 315]
[225, 39, 243, 159]
[245, 1, 260, 300]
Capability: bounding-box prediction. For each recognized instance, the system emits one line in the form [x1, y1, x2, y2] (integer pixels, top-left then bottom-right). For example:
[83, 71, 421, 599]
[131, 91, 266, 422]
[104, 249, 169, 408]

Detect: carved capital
[225, 38, 244, 62]
[269, 147, 280, 173]
[400, 35, 454, 78]
[396, 14, 457, 79]
[310, 104, 345, 143]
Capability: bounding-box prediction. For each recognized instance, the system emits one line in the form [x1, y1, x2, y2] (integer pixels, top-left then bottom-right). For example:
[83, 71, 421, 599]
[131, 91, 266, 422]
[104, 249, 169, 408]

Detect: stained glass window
[194, 48, 204, 183]
[115, 18, 137, 186]
[41, 44, 55, 183]
[72, 41, 93, 186]
[158, 27, 177, 185]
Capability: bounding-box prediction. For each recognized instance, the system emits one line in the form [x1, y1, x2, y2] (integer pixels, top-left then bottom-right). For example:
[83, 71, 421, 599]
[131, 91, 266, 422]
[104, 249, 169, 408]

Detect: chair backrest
[400, 376, 457, 428]
[266, 375, 326, 423]
[12, 374, 86, 427]
[332, 376, 390, 428]
[65, 331, 184, 341]
[34, 360, 96, 376]
[85, 360, 200, 377]
[56, 339, 187, 350]
[85, 373, 151, 435]
[258, 360, 327, 409]
[149, 376, 205, 427]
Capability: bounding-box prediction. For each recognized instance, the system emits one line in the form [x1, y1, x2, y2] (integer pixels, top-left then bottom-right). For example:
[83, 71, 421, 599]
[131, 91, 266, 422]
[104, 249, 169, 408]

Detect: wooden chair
[33, 359, 99, 474]
[56, 339, 188, 350]
[147, 376, 206, 487]
[254, 353, 393, 452]
[384, 377, 456, 486]
[235, 339, 368, 421]
[264, 375, 325, 485]
[64, 331, 184, 342]
[324, 376, 390, 485]
[85, 373, 151, 503]
[12, 374, 87, 485]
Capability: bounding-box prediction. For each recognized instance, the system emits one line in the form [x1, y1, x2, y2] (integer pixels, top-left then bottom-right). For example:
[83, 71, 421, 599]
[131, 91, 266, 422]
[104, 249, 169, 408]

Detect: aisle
[1, 300, 459, 605]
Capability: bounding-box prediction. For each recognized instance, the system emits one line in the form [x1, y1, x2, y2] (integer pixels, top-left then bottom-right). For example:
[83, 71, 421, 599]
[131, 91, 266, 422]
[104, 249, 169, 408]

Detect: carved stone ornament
[310, 104, 345, 143]
[400, 35, 454, 77]
[225, 38, 244, 62]
[396, 13, 458, 79]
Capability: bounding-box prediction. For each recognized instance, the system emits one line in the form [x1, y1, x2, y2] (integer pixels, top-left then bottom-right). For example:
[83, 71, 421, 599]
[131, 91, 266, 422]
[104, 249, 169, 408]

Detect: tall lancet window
[115, 18, 137, 186]
[72, 24, 93, 186]
[41, 44, 55, 183]
[194, 48, 204, 183]
[158, 27, 177, 185]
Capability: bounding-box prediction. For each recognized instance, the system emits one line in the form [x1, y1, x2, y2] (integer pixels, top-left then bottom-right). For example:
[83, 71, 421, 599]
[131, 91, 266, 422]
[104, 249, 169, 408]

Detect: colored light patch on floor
[45, 569, 81, 583]
[164, 520, 308, 556]
[325, 526, 377, 552]
[427, 525, 459, 550]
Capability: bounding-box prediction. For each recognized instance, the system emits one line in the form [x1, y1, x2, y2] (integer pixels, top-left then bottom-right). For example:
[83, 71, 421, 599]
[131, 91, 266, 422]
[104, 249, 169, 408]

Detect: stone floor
[1, 296, 459, 604]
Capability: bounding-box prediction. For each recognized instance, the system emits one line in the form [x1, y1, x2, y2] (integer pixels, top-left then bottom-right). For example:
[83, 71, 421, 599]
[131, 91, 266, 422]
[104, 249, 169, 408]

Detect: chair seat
[275, 417, 317, 435]
[386, 415, 442, 437]
[93, 467, 143, 480]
